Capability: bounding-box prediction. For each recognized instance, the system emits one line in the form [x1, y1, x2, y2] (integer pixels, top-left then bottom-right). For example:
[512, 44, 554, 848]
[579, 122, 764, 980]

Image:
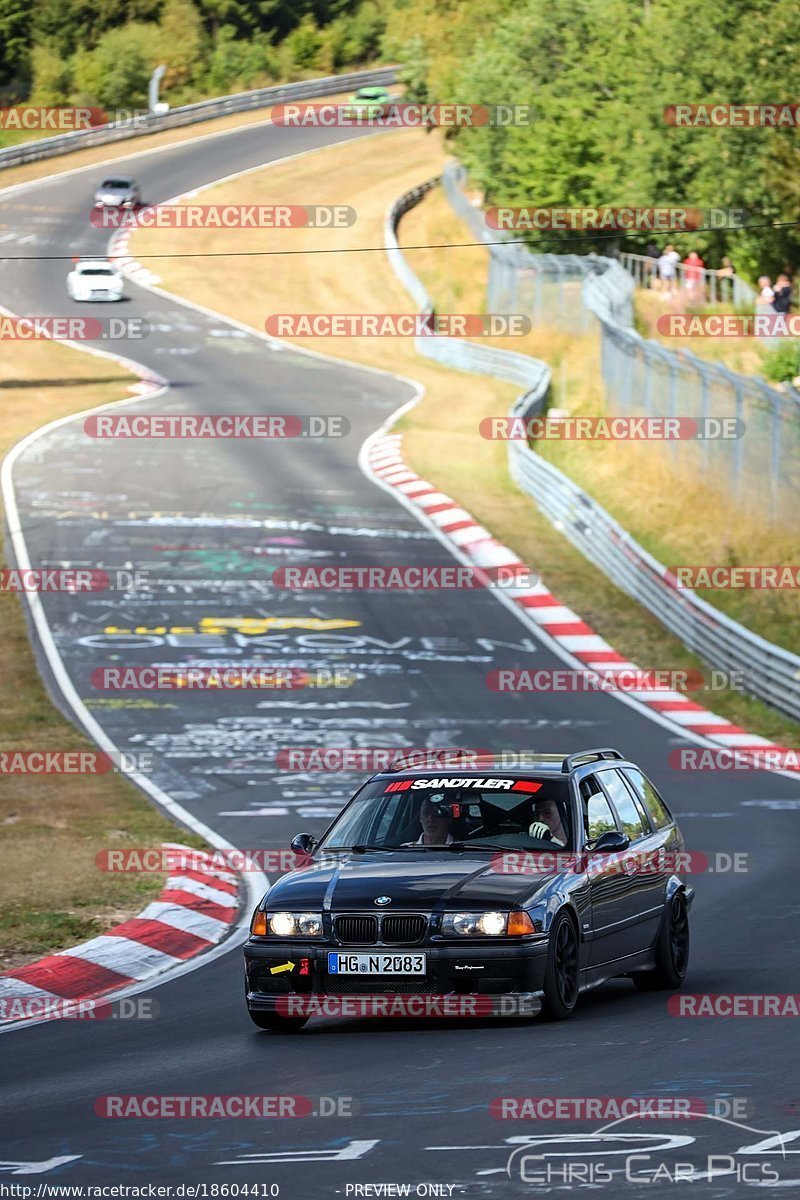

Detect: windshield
[102, 179, 131, 189]
[318, 776, 573, 852]
[79, 268, 115, 276]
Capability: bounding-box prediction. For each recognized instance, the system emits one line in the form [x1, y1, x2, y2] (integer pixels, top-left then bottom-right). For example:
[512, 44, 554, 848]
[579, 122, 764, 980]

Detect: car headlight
[442, 910, 536, 937]
[266, 911, 323, 937]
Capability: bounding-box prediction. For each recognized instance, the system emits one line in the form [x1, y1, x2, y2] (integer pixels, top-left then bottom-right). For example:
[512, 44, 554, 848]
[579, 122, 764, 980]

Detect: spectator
[756, 275, 775, 313]
[773, 274, 793, 314]
[646, 241, 661, 288]
[658, 244, 680, 297]
[716, 255, 735, 300]
[683, 249, 705, 298]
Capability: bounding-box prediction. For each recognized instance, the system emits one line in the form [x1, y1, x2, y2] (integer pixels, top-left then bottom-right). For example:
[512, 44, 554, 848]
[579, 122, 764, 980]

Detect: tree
[0, 0, 30, 95]
[71, 22, 161, 109]
[159, 0, 204, 91]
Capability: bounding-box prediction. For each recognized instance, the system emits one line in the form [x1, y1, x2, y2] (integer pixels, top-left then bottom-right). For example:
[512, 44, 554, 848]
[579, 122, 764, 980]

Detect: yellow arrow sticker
[269, 961, 295, 975]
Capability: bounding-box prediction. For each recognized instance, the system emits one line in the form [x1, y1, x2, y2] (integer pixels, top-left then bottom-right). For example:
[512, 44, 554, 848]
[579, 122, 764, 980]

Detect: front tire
[248, 1009, 308, 1033]
[633, 892, 689, 991]
[540, 911, 580, 1020]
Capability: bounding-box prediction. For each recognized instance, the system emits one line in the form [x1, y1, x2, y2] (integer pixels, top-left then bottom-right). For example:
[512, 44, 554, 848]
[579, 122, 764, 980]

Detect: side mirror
[291, 832, 317, 856]
[591, 830, 630, 854]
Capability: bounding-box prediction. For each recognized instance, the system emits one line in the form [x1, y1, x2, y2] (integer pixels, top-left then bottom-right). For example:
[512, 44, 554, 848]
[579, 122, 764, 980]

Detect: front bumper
[244, 937, 548, 1016]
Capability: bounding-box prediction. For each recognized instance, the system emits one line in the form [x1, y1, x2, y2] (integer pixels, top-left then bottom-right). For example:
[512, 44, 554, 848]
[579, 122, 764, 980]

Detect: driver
[528, 796, 567, 846]
[415, 794, 455, 845]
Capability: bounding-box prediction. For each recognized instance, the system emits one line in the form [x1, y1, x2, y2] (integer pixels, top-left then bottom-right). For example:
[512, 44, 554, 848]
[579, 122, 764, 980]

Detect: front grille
[333, 913, 429, 945]
[324, 976, 430, 995]
[335, 915, 378, 944]
[381, 914, 427, 944]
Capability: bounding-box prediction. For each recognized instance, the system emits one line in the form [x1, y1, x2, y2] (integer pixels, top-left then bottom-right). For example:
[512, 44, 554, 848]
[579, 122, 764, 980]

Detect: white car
[66, 260, 124, 302]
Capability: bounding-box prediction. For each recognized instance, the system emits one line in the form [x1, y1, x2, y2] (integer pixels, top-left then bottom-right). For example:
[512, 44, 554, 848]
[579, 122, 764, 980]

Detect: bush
[761, 340, 800, 383]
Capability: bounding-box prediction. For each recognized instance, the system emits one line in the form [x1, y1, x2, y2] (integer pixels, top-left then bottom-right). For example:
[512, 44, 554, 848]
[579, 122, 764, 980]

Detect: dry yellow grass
[0, 340, 202, 969]
[129, 130, 800, 745]
[635, 289, 769, 375]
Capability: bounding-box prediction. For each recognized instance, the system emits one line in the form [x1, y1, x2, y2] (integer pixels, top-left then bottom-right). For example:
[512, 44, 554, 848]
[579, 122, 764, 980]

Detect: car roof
[369, 748, 631, 780]
[74, 260, 115, 269]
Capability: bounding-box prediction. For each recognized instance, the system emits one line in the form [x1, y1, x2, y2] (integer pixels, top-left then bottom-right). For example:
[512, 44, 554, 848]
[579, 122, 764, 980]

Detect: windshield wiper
[350, 844, 407, 853]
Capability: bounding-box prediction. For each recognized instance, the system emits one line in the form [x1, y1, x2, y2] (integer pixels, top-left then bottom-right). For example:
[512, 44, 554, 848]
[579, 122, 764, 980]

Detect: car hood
[264, 851, 558, 910]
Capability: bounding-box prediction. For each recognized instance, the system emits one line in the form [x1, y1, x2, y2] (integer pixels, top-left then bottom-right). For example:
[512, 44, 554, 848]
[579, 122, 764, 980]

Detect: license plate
[327, 952, 426, 976]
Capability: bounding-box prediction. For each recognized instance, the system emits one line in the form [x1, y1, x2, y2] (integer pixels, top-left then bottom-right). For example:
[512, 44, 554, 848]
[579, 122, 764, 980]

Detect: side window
[600, 770, 648, 841]
[622, 768, 673, 830]
[583, 779, 618, 842]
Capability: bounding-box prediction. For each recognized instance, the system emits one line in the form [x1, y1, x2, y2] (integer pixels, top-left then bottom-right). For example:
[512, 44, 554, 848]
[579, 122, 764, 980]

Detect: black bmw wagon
[243, 748, 693, 1031]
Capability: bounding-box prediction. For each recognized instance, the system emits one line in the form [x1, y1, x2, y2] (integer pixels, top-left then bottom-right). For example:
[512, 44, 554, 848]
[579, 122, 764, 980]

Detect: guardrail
[385, 181, 551, 418]
[0, 67, 397, 171]
[442, 162, 800, 521]
[388, 174, 800, 723]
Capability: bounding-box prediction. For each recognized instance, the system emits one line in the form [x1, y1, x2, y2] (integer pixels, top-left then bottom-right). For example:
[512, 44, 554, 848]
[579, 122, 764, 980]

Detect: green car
[343, 86, 394, 120]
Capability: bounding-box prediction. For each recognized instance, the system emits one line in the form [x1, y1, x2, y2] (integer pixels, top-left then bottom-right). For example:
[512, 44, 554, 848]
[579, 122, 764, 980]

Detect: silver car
[93, 176, 140, 209]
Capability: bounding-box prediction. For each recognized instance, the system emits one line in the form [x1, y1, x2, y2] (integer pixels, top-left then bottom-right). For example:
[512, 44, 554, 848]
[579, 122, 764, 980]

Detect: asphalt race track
[1, 118, 799, 1196]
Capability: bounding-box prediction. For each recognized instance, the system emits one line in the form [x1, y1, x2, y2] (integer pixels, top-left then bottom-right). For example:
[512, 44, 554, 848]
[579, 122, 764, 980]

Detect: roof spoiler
[562, 747, 624, 773]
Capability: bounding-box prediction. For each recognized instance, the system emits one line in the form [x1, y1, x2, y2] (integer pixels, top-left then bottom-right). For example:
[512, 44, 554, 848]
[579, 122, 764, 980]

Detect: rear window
[621, 768, 674, 830]
[79, 268, 114, 276]
[319, 775, 573, 852]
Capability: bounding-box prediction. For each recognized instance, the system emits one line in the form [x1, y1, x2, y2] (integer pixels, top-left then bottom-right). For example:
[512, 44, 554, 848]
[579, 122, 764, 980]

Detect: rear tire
[248, 1009, 308, 1032]
[633, 892, 689, 991]
[540, 911, 579, 1020]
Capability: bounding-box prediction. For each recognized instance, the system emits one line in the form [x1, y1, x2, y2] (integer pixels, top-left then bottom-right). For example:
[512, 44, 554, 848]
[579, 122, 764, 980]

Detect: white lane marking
[216, 1140, 380, 1165]
[0, 1157, 82, 1175]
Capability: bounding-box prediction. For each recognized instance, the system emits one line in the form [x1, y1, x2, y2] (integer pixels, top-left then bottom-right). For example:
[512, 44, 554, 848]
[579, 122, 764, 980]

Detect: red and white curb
[366, 431, 797, 768]
[109, 228, 162, 288]
[0, 845, 241, 1024]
